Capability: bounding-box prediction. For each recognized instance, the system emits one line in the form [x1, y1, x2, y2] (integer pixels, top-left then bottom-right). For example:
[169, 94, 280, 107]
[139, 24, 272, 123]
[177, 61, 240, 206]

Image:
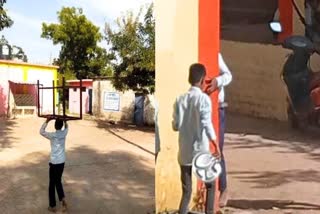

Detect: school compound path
[0, 118, 155, 214]
[222, 113, 320, 214]
[1, 114, 320, 214]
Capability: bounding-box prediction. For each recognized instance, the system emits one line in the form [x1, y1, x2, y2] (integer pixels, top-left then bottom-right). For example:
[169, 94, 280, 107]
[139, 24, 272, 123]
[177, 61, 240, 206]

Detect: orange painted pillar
[278, 0, 293, 42]
[198, 0, 220, 212]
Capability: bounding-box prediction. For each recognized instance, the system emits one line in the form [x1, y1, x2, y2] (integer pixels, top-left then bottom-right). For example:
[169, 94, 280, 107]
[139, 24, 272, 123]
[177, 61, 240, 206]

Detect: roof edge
[0, 60, 59, 69]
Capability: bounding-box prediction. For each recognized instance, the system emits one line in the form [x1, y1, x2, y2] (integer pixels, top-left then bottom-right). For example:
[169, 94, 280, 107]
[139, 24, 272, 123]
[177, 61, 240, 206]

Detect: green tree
[41, 7, 109, 79]
[0, 0, 13, 31]
[105, 3, 155, 93]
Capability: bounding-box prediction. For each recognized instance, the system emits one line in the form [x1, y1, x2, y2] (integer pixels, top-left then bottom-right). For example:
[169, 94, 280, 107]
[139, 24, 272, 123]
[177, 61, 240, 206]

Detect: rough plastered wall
[0, 62, 57, 117]
[221, 41, 290, 121]
[92, 80, 135, 122]
[155, 0, 199, 212]
[220, 0, 306, 121]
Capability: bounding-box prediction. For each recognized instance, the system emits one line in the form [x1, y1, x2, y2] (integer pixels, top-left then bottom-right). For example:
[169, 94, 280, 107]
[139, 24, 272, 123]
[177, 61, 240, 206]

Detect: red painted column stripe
[278, 0, 293, 42]
[198, 0, 220, 212]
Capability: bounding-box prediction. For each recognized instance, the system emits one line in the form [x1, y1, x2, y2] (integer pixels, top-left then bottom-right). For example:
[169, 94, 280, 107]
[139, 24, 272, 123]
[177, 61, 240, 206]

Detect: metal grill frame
[37, 77, 83, 121]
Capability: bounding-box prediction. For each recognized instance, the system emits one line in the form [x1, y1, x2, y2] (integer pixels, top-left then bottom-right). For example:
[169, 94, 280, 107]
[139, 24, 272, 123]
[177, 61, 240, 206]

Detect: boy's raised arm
[40, 118, 53, 140]
[216, 53, 232, 88]
[206, 53, 232, 94]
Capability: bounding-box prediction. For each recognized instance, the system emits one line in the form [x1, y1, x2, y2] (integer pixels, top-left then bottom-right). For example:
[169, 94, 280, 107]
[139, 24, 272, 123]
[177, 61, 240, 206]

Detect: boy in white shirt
[172, 63, 219, 214]
[40, 117, 68, 213]
[206, 53, 232, 207]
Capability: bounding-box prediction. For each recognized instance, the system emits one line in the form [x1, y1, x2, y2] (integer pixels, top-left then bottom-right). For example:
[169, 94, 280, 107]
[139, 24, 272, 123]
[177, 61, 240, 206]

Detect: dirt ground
[1, 113, 320, 214]
[0, 117, 155, 214]
[222, 113, 320, 214]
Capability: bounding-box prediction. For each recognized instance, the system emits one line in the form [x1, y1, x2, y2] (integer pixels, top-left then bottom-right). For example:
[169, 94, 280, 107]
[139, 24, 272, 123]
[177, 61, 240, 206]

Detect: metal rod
[52, 80, 55, 116]
[67, 85, 84, 89]
[80, 79, 82, 120]
[37, 80, 40, 117]
[7, 82, 10, 118]
[37, 78, 82, 121]
[7, 82, 10, 116]
[38, 115, 80, 121]
[62, 77, 66, 117]
[38, 86, 63, 89]
[41, 84, 44, 117]
[38, 85, 82, 89]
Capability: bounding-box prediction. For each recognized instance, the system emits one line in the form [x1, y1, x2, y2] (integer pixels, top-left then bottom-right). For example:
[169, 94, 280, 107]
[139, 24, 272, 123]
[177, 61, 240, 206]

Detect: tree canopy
[42, 7, 109, 79]
[105, 3, 155, 93]
[41, 4, 155, 94]
[0, 0, 13, 31]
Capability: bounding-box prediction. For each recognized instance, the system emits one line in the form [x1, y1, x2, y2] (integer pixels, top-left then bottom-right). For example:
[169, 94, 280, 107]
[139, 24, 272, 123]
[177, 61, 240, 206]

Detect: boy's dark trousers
[49, 162, 65, 208]
[219, 107, 227, 192]
[179, 165, 215, 214]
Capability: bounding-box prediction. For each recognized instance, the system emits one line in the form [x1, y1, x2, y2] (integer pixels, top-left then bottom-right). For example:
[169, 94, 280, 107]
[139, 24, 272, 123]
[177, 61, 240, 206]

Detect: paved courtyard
[0, 117, 155, 214]
[2, 113, 320, 214]
[221, 113, 320, 214]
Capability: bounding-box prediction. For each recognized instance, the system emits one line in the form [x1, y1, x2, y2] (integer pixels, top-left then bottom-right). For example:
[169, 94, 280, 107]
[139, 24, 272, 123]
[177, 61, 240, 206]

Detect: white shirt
[40, 122, 68, 164]
[217, 53, 232, 103]
[172, 87, 217, 165]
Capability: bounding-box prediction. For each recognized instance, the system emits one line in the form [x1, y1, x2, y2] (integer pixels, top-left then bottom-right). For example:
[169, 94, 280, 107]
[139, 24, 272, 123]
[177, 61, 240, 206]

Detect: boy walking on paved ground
[206, 53, 232, 207]
[172, 63, 220, 214]
[40, 117, 68, 213]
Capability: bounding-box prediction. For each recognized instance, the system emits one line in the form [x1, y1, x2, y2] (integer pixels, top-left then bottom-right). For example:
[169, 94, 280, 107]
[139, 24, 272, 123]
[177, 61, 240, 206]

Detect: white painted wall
[69, 87, 90, 114]
[27, 69, 54, 114]
[0, 65, 24, 115]
[0, 66, 56, 117]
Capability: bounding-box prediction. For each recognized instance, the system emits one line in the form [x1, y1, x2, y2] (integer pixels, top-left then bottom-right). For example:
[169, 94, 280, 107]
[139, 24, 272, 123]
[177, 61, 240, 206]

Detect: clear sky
[2, 0, 152, 64]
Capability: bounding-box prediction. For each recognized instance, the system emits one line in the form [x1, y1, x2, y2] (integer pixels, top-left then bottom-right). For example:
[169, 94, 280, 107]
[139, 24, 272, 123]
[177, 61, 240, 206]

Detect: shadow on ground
[226, 112, 320, 161]
[227, 199, 320, 211]
[95, 119, 155, 133]
[228, 170, 320, 189]
[0, 146, 155, 213]
[95, 119, 155, 156]
[0, 119, 18, 150]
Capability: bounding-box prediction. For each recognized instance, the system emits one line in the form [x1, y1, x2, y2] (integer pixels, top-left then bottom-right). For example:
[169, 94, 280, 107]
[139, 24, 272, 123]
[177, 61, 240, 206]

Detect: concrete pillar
[155, 0, 220, 212]
[198, 0, 221, 211]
